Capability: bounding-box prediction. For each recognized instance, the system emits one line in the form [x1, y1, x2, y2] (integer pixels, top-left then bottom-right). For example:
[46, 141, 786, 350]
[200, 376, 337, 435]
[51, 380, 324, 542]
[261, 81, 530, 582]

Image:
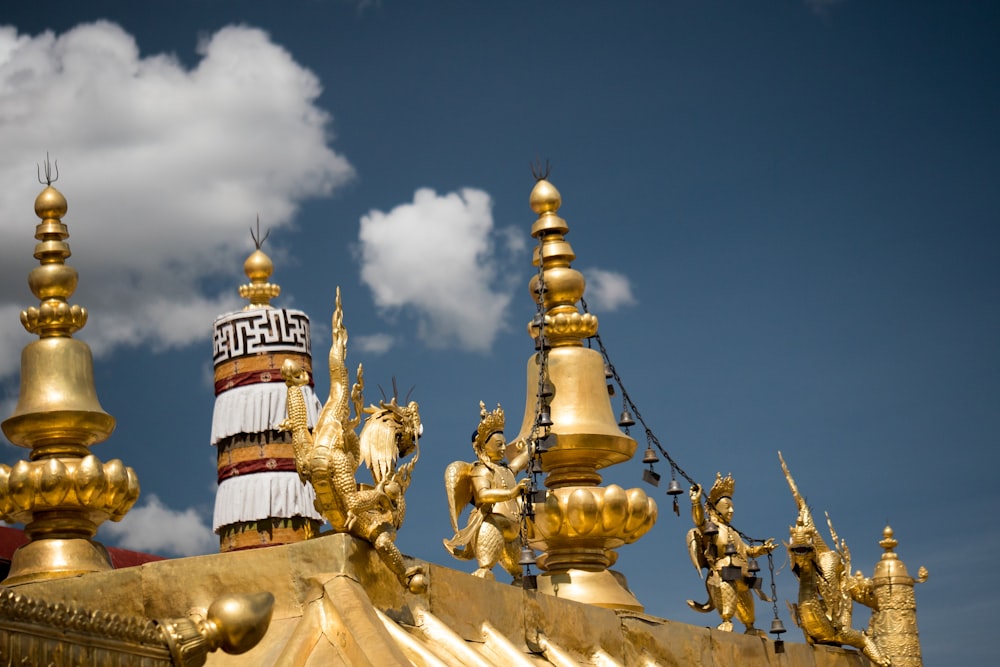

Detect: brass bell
[519, 546, 537, 566]
[535, 336, 550, 351]
[748, 557, 760, 573]
[604, 363, 613, 379]
[770, 618, 787, 636]
[703, 520, 719, 537]
[537, 409, 553, 428]
[534, 435, 552, 453]
[538, 380, 554, 398]
[618, 409, 635, 428]
[724, 541, 737, 557]
[666, 478, 683, 496]
[642, 447, 659, 464]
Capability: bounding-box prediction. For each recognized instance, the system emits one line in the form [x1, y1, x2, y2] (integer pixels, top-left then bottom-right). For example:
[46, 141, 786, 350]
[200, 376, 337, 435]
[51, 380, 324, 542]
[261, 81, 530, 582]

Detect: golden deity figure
[443, 401, 531, 582]
[779, 452, 891, 666]
[686, 472, 777, 634]
[279, 287, 425, 592]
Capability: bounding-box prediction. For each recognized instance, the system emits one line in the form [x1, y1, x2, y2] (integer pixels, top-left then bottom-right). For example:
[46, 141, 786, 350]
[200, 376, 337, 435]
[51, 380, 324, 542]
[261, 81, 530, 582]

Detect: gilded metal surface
[685, 473, 777, 634]
[0, 182, 139, 585]
[239, 244, 281, 309]
[280, 287, 425, 591]
[160, 592, 275, 665]
[443, 401, 530, 580]
[858, 526, 928, 667]
[513, 178, 656, 610]
[780, 452, 892, 665]
[0, 586, 272, 667]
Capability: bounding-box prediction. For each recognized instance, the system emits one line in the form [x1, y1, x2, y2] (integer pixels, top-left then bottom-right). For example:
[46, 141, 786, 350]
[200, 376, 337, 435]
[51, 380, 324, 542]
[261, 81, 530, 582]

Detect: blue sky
[1, 1, 997, 663]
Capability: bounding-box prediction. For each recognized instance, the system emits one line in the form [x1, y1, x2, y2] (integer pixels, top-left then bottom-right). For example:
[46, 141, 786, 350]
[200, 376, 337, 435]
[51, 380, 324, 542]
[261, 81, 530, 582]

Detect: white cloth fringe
[210, 384, 322, 446]
[212, 471, 323, 531]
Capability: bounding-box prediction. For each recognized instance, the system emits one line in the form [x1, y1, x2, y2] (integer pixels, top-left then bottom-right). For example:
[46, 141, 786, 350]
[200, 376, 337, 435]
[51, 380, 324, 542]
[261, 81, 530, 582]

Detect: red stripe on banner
[214, 369, 314, 395]
[218, 458, 298, 482]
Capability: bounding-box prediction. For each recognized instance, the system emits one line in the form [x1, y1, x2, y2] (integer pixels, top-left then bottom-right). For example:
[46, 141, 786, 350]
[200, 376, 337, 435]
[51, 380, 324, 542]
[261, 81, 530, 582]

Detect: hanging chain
[519, 231, 553, 583]
[580, 296, 772, 550]
[769, 550, 781, 621]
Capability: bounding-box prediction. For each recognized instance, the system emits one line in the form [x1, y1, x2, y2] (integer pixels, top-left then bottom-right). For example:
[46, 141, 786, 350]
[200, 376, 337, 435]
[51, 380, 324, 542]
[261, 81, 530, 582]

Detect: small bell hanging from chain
[641, 441, 660, 486]
[519, 545, 537, 566]
[770, 617, 787, 653]
[767, 551, 785, 653]
[666, 466, 683, 516]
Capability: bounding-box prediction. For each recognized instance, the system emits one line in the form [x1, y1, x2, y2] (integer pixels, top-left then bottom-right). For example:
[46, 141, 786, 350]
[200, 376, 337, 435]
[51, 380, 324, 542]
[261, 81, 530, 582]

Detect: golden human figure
[686, 472, 776, 634]
[443, 402, 530, 581]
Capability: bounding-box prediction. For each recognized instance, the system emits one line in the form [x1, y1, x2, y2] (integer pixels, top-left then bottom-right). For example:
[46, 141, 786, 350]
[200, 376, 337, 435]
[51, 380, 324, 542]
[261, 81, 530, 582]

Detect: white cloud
[583, 267, 637, 312]
[355, 332, 394, 354]
[0, 22, 354, 380]
[101, 494, 215, 557]
[357, 188, 516, 352]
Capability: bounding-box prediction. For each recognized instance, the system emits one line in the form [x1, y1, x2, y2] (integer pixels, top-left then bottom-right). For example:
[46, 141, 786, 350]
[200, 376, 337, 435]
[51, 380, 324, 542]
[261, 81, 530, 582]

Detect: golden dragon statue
[279, 287, 425, 592]
[779, 451, 890, 666]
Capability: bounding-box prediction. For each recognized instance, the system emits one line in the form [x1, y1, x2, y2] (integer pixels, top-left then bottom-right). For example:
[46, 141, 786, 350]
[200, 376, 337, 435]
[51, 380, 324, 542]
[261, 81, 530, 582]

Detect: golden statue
[443, 401, 530, 581]
[686, 472, 776, 634]
[779, 452, 891, 666]
[280, 287, 425, 592]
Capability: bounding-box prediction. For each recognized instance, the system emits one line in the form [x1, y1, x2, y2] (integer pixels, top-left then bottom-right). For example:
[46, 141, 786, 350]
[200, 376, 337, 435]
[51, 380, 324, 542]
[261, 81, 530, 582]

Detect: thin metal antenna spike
[37, 153, 59, 186]
[529, 156, 551, 182]
[250, 215, 270, 250]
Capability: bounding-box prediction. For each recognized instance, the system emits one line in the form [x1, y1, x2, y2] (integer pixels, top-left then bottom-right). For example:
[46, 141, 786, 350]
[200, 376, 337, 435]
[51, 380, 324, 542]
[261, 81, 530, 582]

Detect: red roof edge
[0, 526, 166, 568]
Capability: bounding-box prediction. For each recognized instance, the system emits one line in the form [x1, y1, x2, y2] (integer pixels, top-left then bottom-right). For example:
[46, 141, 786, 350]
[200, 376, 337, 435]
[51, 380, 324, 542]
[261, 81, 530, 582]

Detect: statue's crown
[708, 472, 735, 505]
[475, 401, 505, 448]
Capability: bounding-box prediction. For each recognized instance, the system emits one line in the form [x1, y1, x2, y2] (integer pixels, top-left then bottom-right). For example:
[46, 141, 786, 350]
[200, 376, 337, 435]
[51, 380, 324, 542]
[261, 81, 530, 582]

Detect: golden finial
[879, 524, 898, 555]
[514, 173, 655, 610]
[239, 217, 281, 310]
[526, 171, 598, 347]
[0, 163, 139, 585]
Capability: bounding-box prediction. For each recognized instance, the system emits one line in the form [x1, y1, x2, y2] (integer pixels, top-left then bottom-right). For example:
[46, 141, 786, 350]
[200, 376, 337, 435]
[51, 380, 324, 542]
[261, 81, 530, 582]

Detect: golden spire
[516, 175, 656, 610]
[0, 167, 139, 585]
[526, 179, 598, 347]
[239, 219, 280, 310]
[869, 525, 928, 666]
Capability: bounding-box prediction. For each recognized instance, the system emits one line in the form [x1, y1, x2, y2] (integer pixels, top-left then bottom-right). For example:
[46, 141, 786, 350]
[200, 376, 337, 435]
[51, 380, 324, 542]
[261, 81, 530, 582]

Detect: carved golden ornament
[708, 472, 736, 506]
[530, 484, 657, 570]
[239, 226, 281, 309]
[528, 311, 599, 345]
[0, 178, 140, 585]
[0, 455, 139, 525]
[513, 177, 656, 610]
[780, 452, 893, 666]
[475, 401, 505, 450]
[21, 301, 88, 335]
[281, 287, 425, 592]
[0, 587, 273, 666]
